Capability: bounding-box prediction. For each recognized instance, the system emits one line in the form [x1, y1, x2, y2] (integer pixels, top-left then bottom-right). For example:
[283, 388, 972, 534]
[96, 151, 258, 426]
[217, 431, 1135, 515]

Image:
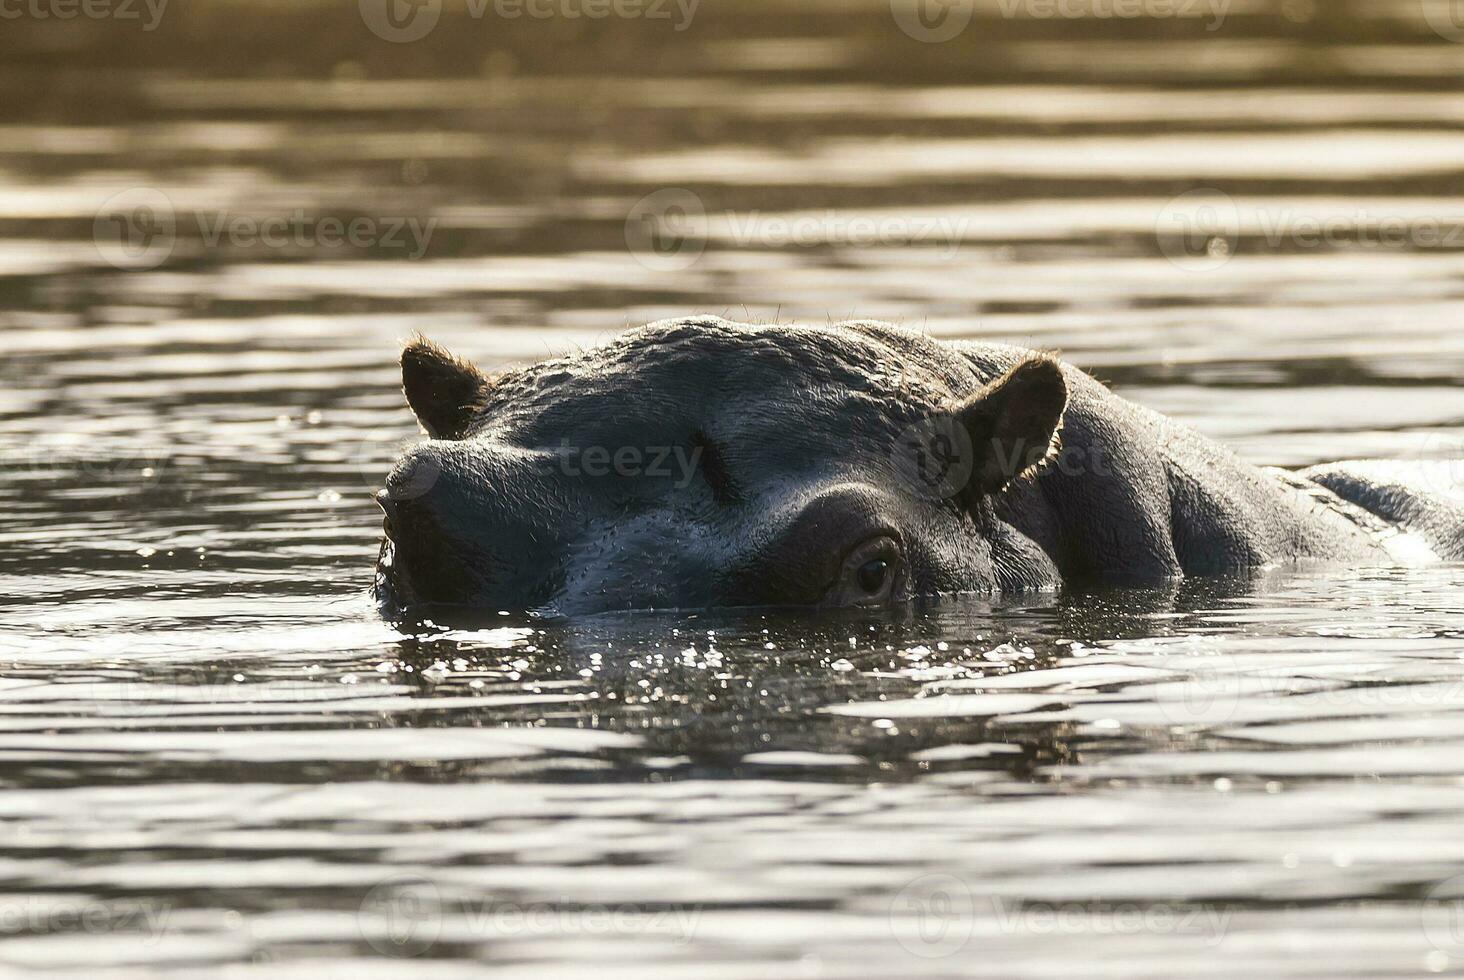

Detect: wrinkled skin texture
[375, 317, 1463, 617]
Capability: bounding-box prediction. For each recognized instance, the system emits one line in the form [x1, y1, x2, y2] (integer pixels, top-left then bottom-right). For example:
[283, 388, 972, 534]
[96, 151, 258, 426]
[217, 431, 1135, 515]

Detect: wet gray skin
[375, 317, 1464, 617]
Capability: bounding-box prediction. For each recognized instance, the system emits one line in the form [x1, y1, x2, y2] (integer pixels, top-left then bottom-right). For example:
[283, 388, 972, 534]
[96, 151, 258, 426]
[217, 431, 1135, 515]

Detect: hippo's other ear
[956, 356, 1068, 498]
[401, 336, 491, 439]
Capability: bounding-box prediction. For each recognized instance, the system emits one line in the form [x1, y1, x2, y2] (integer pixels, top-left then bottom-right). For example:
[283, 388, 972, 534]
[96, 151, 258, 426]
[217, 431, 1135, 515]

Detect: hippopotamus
[375, 316, 1464, 617]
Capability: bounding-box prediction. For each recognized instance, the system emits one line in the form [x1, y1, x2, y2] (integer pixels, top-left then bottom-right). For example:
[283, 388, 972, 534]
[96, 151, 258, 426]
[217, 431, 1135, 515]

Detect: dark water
[5, 0, 1464, 975]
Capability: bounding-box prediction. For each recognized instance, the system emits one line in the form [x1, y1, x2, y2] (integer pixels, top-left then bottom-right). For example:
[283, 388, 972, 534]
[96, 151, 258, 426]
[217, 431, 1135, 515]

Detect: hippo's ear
[401, 336, 491, 439]
[955, 356, 1068, 498]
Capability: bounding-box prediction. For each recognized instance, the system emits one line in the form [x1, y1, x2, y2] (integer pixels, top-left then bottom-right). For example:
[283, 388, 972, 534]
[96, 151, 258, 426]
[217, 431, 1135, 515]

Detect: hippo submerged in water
[375, 317, 1464, 617]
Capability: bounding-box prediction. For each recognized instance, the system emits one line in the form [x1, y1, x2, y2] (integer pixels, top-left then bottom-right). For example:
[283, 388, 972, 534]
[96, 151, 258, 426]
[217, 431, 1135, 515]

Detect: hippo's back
[1301, 460, 1464, 560]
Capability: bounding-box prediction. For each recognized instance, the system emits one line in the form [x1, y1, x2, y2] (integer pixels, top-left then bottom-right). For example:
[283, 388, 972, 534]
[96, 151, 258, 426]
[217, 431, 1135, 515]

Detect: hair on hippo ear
[401, 335, 492, 439]
[954, 355, 1068, 500]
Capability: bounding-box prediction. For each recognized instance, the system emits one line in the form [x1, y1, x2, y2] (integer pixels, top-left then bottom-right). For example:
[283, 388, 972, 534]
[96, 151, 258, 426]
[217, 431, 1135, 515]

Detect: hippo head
[375, 318, 1067, 617]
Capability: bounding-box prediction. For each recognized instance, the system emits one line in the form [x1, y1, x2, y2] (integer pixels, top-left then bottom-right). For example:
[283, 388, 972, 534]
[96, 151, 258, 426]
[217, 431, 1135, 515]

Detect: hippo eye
[857, 559, 889, 594]
[832, 535, 903, 607]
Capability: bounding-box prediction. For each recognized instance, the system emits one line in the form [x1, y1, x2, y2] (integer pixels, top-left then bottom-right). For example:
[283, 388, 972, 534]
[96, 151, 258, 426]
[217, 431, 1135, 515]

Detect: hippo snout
[376, 439, 583, 611]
